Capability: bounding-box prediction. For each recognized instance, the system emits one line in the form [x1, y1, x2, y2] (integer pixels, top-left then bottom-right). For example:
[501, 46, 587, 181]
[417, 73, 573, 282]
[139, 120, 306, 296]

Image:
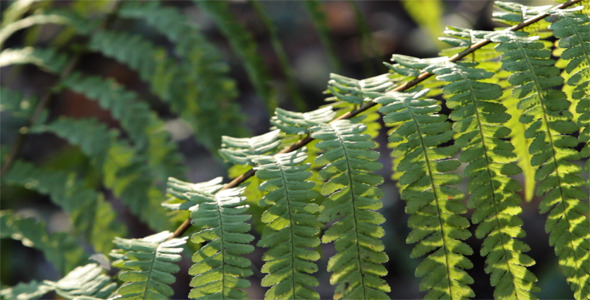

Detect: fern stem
[169, 0, 584, 240]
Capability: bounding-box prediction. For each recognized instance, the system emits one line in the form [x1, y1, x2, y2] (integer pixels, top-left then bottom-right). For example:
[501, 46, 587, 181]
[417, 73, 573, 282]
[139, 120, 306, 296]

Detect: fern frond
[220, 130, 282, 166]
[62, 73, 184, 180]
[85, 27, 238, 150]
[251, 150, 321, 300]
[310, 119, 390, 299]
[327, 73, 393, 106]
[2, 160, 125, 254]
[0, 280, 53, 300]
[46, 263, 117, 300]
[439, 26, 539, 201]
[166, 178, 255, 299]
[271, 106, 335, 135]
[37, 117, 172, 230]
[110, 231, 187, 299]
[549, 10, 590, 160]
[196, 0, 277, 113]
[325, 73, 390, 142]
[189, 187, 254, 299]
[491, 31, 590, 300]
[117, 1, 248, 149]
[164, 177, 225, 211]
[0, 211, 87, 274]
[388, 54, 446, 98]
[493, 2, 554, 37]
[1, 263, 116, 300]
[431, 62, 539, 299]
[377, 90, 474, 299]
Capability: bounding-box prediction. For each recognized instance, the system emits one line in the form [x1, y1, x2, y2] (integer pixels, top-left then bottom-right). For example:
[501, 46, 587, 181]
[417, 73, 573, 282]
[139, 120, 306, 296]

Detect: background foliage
[1, 0, 588, 299]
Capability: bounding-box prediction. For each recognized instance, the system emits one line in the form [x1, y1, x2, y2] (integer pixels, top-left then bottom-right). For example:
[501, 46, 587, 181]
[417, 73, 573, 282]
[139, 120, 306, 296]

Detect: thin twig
[170, 0, 583, 239]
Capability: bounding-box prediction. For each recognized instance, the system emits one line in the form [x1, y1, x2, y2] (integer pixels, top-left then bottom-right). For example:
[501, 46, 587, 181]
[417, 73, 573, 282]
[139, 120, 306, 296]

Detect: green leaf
[253, 150, 321, 300]
[433, 61, 539, 299]
[377, 90, 474, 300]
[220, 130, 282, 166]
[47, 263, 117, 300]
[166, 177, 254, 299]
[494, 30, 590, 300]
[110, 231, 187, 299]
[311, 120, 390, 299]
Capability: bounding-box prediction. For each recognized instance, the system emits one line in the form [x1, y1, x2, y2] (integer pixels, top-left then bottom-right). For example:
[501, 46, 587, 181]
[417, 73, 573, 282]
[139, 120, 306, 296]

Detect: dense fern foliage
[1, 0, 589, 299]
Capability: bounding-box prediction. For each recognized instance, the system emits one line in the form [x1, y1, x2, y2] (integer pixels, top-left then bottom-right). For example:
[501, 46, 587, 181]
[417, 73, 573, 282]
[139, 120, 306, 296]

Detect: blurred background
[1, 0, 574, 299]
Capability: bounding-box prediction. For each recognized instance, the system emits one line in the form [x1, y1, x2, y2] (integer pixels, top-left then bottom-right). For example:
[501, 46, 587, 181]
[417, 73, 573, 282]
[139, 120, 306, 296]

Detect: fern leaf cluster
[490, 29, 590, 299]
[311, 120, 390, 299]
[1, 263, 116, 300]
[377, 90, 473, 299]
[2, 0, 590, 299]
[549, 10, 590, 175]
[117, 1, 248, 149]
[252, 150, 321, 299]
[431, 61, 539, 298]
[36, 117, 173, 230]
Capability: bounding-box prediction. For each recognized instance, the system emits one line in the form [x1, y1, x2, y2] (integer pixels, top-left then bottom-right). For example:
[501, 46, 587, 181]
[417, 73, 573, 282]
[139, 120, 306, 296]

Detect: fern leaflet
[0, 280, 53, 300]
[36, 117, 173, 230]
[549, 10, 590, 165]
[491, 30, 590, 300]
[310, 119, 390, 299]
[62, 73, 184, 179]
[47, 263, 117, 300]
[431, 61, 539, 299]
[252, 150, 321, 299]
[166, 178, 255, 299]
[271, 106, 336, 135]
[117, 1, 247, 149]
[1, 263, 116, 300]
[220, 130, 282, 166]
[377, 90, 474, 299]
[110, 231, 187, 299]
